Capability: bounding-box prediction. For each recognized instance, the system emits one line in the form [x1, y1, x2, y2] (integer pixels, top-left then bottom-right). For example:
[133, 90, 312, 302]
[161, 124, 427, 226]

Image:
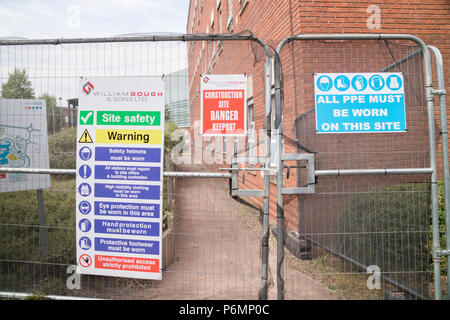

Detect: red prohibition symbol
[79, 254, 92, 267]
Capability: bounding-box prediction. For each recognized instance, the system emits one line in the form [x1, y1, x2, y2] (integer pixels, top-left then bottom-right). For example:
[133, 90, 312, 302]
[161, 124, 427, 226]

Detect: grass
[0, 177, 76, 296]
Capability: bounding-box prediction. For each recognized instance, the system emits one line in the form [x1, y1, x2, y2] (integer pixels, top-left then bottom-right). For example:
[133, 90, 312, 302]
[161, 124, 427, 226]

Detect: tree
[1, 68, 35, 99]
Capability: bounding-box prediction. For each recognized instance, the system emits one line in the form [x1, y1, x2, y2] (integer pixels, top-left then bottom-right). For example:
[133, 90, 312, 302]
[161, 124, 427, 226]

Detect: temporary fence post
[274, 33, 443, 300]
[418, 41, 442, 300]
[259, 54, 273, 300]
[273, 50, 285, 300]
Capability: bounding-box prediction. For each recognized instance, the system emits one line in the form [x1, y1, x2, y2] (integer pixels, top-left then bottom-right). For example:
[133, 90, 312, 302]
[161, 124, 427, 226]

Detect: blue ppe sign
[314, 73, 406, 133]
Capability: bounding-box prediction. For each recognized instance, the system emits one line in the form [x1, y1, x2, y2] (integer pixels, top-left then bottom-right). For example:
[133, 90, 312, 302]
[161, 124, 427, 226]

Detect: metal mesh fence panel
[0, 37, 269, 299]
[278, 39, 434, 300]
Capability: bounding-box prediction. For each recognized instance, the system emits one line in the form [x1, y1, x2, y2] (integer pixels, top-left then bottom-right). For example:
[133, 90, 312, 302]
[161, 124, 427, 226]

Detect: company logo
[202, 76, 210, 83]
[82, 81, 94, 95]
[130, 91, 163, 97]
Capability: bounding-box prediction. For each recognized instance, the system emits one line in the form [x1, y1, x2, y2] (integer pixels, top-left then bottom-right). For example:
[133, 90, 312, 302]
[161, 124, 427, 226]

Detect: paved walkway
[133, 166, 340, 300]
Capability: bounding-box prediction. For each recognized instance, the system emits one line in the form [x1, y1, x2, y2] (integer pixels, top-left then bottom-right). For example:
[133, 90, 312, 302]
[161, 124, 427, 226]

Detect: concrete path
[133, 167, 340, 300]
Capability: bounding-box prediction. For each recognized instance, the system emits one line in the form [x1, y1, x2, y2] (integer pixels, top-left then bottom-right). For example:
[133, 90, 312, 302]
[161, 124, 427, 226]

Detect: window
[217, 1, 223, 54]
[246, 76, 256, 168]
[210, 9, 216, 69]
[247, 100, 256, 163]
[203, 47, 206, 75]
[227, 0, 233, 32]
[210, 43, 216, 70]
[218, 6, 223, 33]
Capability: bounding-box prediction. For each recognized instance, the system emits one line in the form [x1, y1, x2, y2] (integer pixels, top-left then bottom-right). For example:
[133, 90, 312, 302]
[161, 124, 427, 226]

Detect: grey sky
[0, 0, 189, 38]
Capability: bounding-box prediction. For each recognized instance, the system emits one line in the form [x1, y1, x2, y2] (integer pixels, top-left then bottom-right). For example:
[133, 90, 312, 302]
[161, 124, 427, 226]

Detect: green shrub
[436, 181, 447, 275]
[337, 183, 431, 296]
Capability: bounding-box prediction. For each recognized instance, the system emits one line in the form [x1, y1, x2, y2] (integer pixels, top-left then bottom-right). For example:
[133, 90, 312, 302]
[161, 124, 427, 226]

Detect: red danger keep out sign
[201, 74, 247, 136]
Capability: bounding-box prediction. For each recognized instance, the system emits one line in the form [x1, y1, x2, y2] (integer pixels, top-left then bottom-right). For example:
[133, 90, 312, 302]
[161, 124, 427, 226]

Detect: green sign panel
[96, 111, 161, 126]
[79, 110, 94, 125]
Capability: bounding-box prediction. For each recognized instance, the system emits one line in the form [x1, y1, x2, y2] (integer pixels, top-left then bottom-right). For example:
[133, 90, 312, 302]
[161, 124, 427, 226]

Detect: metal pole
[424, 66, 442, 301]
[428, 45, 450, 298]
[0, 33, 272, 58]
[315, 168, 433, 176]
[0, 291, 104, 300]
[259, 55, 272, 300]
[0, 167, 233, 179]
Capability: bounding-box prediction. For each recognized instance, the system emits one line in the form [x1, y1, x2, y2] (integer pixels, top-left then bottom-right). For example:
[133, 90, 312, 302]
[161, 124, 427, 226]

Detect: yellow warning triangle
[79, 129, 93, 143]
[7, 154, 19, 161]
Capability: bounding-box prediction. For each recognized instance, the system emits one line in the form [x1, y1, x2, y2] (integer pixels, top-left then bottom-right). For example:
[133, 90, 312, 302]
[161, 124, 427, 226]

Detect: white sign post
[76, 77, 165, 280]
[0, 99, 50, 192]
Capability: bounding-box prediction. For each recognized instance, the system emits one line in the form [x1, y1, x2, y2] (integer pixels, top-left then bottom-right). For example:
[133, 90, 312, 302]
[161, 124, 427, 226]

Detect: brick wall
[186, 0, 450, 232]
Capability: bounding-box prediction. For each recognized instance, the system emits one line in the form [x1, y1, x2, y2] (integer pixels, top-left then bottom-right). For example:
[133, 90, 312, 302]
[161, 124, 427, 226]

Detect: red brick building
[186, 0, 450, 238]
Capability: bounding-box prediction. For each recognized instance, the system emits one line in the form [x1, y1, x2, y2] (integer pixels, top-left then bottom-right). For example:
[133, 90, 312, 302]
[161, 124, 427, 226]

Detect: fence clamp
[222, 155, 268, 198]
[281, 153, 315, 195]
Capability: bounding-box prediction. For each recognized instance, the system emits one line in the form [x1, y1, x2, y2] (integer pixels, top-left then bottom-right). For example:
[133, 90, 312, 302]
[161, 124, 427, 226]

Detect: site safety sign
[75, 76, 165, 280]
[201, 74, 247, 136]
[314, 73, 406, 133]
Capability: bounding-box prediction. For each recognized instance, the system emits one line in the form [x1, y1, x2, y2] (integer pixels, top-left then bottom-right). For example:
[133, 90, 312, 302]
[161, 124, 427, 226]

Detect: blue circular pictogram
[351, 75, 368, 91]
[369, 75, 385, 91]
[316, 75, 333, 92]
[78, 219, 91, 232]
[386, 74, 402, 91]
[78, 183, 92, 197]
[78, 164, 92, 179]
[79, 146, 92, 161]
[79, 236, 92, 250]
[334, 75, 350, 91]
[78, 201, 92, 215]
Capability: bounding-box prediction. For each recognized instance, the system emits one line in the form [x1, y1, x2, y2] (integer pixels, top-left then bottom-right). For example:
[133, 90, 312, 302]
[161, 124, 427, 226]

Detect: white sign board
[314, 73, 406, 133]
[0, 99, 50, 192]
[76, 77, 165, 280]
